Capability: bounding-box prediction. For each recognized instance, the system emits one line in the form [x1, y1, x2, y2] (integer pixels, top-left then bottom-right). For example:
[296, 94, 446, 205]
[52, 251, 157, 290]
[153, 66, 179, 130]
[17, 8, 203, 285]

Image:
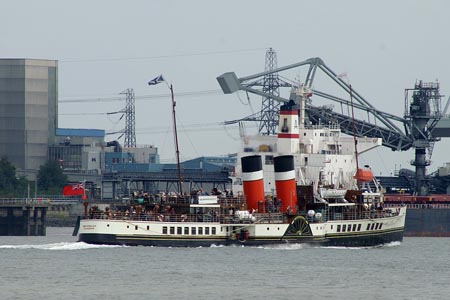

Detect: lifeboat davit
[354, 168, 374, 182]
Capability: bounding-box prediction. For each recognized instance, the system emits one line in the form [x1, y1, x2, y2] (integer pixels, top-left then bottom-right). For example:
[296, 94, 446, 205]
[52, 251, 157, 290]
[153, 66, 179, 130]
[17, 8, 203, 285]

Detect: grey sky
[2, 0, 450, 175]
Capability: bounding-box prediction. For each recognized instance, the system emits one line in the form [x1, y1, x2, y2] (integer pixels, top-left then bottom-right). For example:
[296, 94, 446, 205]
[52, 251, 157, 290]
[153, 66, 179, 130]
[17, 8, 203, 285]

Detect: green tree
[0, 157, 28, 197]
[37, 160, 68, 195]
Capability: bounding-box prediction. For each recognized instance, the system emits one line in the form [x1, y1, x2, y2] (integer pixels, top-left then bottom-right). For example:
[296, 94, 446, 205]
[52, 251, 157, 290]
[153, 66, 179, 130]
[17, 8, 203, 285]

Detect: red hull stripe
[280, 110, 298, 115]
[278, 133, 300, 138]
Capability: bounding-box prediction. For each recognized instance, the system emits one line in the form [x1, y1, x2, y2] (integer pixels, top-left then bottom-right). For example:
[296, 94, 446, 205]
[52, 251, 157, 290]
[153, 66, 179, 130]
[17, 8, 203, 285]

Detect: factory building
[49, 128, 106, 173]
[0, 58, 58, 172]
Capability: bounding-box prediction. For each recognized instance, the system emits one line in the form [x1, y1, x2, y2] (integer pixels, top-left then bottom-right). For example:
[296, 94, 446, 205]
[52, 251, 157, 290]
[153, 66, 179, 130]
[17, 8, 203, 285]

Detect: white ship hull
[78, 206, 406, 247]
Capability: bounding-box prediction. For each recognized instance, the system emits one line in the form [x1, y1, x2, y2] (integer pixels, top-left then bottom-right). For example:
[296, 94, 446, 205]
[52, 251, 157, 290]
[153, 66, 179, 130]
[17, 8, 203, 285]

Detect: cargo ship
[369, 169, 450, 237]
[76, 85, 405, 247]
[384, 194, 450, 237]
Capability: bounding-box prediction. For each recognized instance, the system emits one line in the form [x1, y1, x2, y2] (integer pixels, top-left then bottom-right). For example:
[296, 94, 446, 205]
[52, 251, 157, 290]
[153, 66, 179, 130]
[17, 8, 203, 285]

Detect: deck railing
[386, 203, 450, 209]
[326, 208, 401, 221]
[84, 211, 286, 225]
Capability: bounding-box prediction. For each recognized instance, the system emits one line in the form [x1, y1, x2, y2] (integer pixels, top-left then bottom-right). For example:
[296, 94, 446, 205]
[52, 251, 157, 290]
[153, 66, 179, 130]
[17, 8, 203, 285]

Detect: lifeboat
[354, 167, 374, 182]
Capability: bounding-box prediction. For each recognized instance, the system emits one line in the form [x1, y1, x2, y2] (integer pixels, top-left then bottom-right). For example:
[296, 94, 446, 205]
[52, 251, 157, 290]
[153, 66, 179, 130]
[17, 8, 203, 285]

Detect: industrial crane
[217, 57, 450, 196]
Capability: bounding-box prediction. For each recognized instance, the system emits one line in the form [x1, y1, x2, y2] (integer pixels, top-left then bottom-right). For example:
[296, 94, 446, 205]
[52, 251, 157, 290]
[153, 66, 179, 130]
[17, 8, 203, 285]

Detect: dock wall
[0, 200, 48, 236]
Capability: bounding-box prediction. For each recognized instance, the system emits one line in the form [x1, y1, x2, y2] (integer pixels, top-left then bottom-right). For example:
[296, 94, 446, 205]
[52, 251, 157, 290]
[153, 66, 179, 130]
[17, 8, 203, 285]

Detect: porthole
[107, 224, 110, 227]
[267, 227, 270, 231]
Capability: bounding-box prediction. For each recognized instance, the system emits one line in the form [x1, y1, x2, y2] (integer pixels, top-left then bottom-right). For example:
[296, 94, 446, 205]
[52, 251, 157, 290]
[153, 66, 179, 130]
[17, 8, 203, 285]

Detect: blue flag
[148, 75, 164, 86]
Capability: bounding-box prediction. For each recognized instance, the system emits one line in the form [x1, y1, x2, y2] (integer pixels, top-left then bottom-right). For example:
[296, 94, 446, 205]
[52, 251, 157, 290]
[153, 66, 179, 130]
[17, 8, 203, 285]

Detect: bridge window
[282, 118, 289, 132]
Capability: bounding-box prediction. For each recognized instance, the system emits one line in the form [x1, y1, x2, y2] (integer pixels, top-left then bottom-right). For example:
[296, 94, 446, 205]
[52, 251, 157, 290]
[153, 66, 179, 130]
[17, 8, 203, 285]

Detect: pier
[0, 199, 49, 236]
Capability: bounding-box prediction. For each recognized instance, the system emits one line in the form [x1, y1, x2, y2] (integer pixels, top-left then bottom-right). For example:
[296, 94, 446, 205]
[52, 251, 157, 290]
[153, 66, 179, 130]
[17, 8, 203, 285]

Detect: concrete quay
[0, 199, 48, 236]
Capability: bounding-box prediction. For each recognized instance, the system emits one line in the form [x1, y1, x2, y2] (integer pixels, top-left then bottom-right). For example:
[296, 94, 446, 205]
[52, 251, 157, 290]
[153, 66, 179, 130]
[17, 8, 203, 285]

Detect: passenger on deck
[104, 207, 112, 219]
[170, 207, 176, 222]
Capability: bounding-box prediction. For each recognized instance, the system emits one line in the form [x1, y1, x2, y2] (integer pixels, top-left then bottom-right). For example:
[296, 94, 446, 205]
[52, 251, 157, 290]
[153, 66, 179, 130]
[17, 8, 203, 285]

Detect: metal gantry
[259, 48, 281, 135]
[107, 88, 137, 147]
[123, 88, 137, 147]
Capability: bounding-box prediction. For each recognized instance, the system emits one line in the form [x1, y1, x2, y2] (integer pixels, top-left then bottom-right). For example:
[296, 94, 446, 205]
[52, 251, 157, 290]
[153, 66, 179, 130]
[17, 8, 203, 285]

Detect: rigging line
[374, 148, 389, 175]
[223, 123, 240, 141]
[59, 89, 222, 103]
[136, 123, 257, 134]
[59, 112, 108, 116]
[106, 113, 123, 125]
[59, 47, 267, 63]
[158, 124, 172, 162]
[236, 91, 250, 106]
[135, 127, 235, 134]
[177, 118, 200, 160]
[246, 91, 255, 115]
[137, 121, 223, 131]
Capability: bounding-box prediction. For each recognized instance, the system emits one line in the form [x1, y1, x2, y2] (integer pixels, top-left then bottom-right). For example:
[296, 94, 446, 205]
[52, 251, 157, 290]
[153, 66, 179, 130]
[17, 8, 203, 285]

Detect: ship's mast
[349, 84, 360, 173]
[170, 84, 183, 195]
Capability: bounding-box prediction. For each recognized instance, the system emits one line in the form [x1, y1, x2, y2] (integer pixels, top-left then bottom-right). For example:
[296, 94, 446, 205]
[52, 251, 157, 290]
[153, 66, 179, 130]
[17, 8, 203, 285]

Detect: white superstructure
[232, 86, 382, 196]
